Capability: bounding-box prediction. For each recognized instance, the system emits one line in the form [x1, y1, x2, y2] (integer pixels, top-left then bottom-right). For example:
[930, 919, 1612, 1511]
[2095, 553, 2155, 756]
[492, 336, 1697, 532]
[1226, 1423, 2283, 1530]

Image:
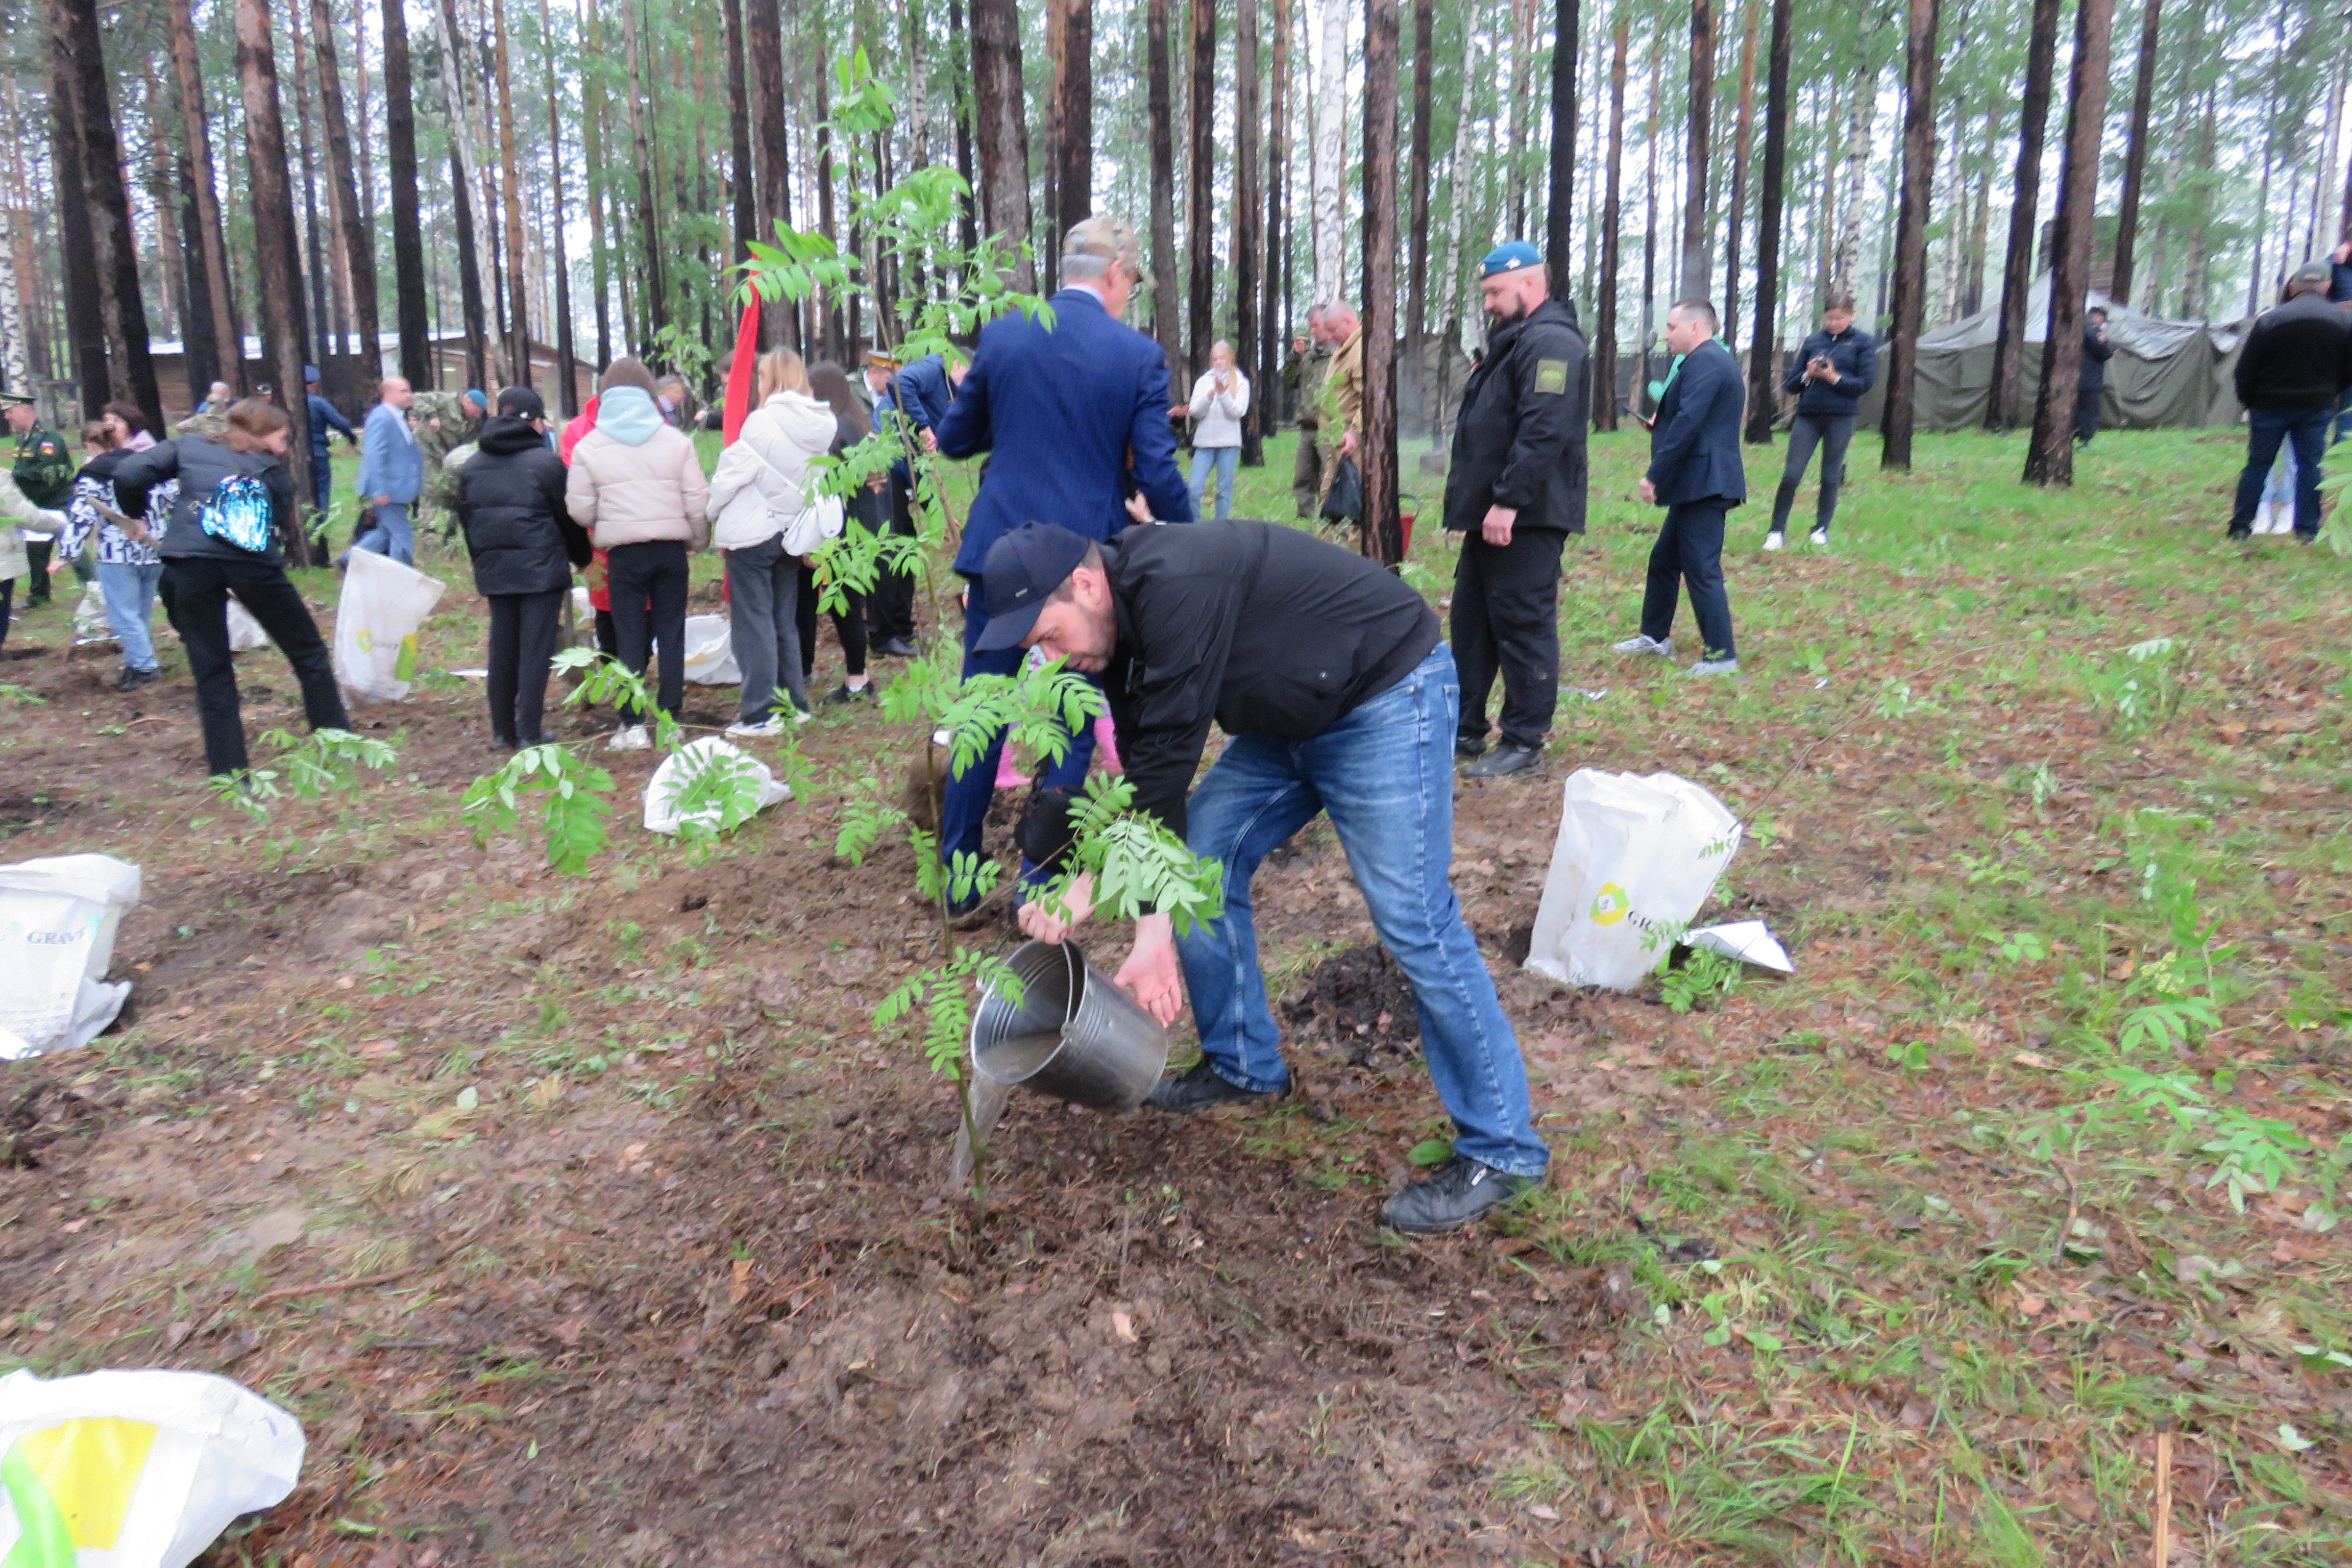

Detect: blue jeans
[938, 586, 1098, 903]
[2231, 407, 2331, 538]
[97, 559, 164, 670]
[355, 502, 415, 565]
[1189, 445, 1240, 520]
[1174, 645, 1549, 1178]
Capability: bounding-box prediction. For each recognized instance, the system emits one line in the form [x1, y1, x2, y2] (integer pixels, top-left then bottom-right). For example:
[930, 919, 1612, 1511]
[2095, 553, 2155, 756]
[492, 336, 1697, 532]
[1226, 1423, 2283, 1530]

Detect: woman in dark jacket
[113, 399, 352, 778]
[455, 387, 591, 747]
[801, 362, 883, 705]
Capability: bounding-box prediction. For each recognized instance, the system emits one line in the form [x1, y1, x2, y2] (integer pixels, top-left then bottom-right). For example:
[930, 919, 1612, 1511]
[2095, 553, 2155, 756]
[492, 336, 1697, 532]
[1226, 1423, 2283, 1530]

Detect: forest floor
[2, 428, 2350, 1568]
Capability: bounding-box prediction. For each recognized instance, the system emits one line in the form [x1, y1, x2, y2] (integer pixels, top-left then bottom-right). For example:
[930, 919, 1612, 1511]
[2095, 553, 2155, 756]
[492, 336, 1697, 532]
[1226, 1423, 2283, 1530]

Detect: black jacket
[1101, 520, 1440, 838]
[2078, 322, 2116, 393]
[1781, 326, 1876, 417]
[1443, 298, 1588, 536]
[456, 417, 590, 595]
[2234, 291, 2352, 411]
[113, 434, 295, 565]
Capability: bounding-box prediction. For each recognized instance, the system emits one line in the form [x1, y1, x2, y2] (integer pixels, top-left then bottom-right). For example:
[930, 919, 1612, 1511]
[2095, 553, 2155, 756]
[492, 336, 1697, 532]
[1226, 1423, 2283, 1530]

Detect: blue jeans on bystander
[354, 502, 415, 566]
[1172, 644, 1549, 1179]
[2231, 407, 2332, 538]
[96, 559, 165, 671]
[1188, 446, 1240, 520]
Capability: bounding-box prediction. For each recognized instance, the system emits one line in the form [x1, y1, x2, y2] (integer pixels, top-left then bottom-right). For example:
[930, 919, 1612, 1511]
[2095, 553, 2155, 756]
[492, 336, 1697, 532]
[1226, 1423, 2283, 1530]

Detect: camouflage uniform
[11, 420, 74, 605]
[1317, 325, 1365, 511]
[1281, 344, 1331, 516]
[408, 391, 484, 531]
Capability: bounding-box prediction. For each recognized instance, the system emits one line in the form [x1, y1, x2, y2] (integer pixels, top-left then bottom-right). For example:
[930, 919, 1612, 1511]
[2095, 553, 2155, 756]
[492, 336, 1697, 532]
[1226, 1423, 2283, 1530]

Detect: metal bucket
[969, 940, 1168, 1111]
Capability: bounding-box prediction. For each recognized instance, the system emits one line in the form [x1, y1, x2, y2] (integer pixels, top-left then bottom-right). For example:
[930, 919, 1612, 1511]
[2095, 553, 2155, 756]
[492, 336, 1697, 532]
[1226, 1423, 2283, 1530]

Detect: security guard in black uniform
[1444, 241, 1588, 779]
[5, 393, 75, 606]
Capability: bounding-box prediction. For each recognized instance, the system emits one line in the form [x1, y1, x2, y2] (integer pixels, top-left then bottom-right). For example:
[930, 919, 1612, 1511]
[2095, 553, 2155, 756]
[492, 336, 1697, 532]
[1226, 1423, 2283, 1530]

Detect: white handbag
[781, 491, 846, 555]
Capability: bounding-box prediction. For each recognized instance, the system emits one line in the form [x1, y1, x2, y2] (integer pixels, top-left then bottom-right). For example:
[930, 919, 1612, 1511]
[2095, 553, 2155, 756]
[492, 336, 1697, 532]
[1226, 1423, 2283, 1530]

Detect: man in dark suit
[2074, 307, 2116, 447]
[1615, 300, 1746, 676]
[871, 351, 965, 656]
[931, 215, 1196, 915]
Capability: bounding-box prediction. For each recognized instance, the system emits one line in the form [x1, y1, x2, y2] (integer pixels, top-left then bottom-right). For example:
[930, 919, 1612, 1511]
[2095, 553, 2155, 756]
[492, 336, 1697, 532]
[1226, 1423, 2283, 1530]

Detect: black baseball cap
[497, 386, 547, 420]
[971, 523, 1094, 651]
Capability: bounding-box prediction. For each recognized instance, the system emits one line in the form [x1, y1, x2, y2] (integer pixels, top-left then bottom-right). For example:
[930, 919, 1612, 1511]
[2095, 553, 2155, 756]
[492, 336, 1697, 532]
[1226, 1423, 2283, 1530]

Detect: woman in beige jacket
[565, 357, 710, 749]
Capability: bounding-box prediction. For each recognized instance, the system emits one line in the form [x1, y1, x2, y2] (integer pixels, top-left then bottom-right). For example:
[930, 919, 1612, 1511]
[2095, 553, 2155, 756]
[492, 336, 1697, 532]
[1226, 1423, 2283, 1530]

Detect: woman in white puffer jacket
[706, 350, 838, 735]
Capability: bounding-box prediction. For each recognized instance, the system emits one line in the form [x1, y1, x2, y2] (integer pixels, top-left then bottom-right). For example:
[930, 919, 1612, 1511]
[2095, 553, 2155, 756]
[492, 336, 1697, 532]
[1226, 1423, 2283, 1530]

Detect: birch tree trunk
[1313, 0, 1348, 304]
[1828, 17, 1882, 299]
[1435, 25, 1478, 335]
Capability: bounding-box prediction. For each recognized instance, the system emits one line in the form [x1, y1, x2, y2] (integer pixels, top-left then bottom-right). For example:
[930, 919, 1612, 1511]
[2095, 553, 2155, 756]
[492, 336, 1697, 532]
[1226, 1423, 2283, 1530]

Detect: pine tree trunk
[1057, 0, 1094, 246]
[1263, 0, 1290, 425]
[1741, 0, 1788, 440]
[1148, 0, 1182, 372]
[493, 0, 532, 381]
[582, 0, 612, 370]
[1720, 0, 1757, 344]
[1677, 0, 1714, 301]
[618, 0, 667, 348]
[1637, 37, 1659, 416]
[289, 0, 337, 379]
[49, 0, 164, 428]
[949, 0, 979, 260]
[1404, 0, 1434, 340]
[1043, 0, 1065, 290]
[2023, 0, 2116, 487]
[1313, 0, 1346, 303]
[536, 0, 575, 410]
[1879, 0, 1938, 471]
[1547, 0, 1581, 302]
[168, 0, 243, 396]
[1503, 0, 1531, 235]
[1188, 0, 1217, 379]
[381, 0, 430, 383]
[1236, 0, 1264, 464]
[745, 0, 790, 345]
[1435, 21, 1476, 342]
[1361, 0, 1402, 565]
[2177, 84, 2214, 317]
[814, 27, 841, 354]
[1592, 9, 1627, 430]
[233, 0, 318, 560]
[436, 0, 492, 381]
[2108, 0, 2162, 305]
[723, 0, 755, 263]
[1984, 0, 2060, 428]
[970, 0, 1035, 291]
[311, 0, 379, 409]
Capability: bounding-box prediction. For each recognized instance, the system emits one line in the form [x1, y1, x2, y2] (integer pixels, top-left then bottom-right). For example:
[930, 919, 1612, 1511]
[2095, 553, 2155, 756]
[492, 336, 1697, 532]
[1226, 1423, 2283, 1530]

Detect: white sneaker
[606, 725, 651, 752]
[1762, 531, 1785, 552]
[793, 707, 813, 724]
[1688, 657, 1742, 677]
[724, 716, 788, 739]
[1809, 527, 1830, 548]
[1613, 634, 1675, 657]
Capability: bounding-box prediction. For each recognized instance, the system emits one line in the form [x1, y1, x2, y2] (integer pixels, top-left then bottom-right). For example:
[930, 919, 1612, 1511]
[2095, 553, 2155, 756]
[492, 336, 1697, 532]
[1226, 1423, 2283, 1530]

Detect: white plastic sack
[0, 1367, 305, 1568]
[681, 614, 740, 685]
[0, 853, 142, 1061]
[565, 584, 596, 650]
[331, 547, 446, 702]
[643, 736, 792, 836]
[1688, 919, 1794, 974]
[1524, 770, 1743, 990]
[223, 600, 270, 652]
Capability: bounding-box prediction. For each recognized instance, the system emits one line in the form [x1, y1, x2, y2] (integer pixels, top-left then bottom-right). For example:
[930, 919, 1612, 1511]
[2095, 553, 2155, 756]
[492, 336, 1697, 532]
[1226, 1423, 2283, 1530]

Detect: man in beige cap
[928, 214, 1196, 917]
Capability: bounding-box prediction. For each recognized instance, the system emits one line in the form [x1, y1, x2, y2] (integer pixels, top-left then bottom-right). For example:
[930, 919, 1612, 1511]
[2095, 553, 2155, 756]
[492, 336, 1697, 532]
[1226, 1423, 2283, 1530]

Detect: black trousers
[1770, 413, 1855, 535]
[2074, 388, 2103, 445]
[1639, 500, 1737, 662]
[865, 475, 919, 644]
[486, 587, 566, 743]
[798, 560, 868, 680]
[604, 540, 689, 724]
[159, 554, 351, 777]
[22, 540, 51, 604]
[1450, 525, 1566, 750]
[0, 576, 12, 647]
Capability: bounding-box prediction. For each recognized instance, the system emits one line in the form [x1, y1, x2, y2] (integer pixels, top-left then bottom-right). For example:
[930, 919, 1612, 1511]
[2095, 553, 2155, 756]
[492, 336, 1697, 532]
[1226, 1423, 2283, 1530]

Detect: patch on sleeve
[1532, 358, 1570, 395]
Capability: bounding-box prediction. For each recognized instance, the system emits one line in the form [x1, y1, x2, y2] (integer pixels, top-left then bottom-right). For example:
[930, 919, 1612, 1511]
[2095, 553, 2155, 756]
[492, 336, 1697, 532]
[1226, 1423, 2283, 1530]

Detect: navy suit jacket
[936, 287, 1195, 574]
[886, 354, 956, 484]
[1646, 339, 1747, 508]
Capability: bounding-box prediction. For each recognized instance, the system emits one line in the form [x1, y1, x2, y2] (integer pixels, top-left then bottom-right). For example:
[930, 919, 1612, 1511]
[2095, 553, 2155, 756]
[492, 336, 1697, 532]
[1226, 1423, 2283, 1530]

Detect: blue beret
[463, 388, 488, 410]
[1480, 240, 1544, 278]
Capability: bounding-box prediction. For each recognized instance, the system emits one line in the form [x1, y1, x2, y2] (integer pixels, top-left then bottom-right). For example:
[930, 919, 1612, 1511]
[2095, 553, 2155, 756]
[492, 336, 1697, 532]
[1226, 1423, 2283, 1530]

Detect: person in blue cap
[985, 517, 1551, 1232]
[1443, 239, 1588, 779]
[302, 368, 357, 520]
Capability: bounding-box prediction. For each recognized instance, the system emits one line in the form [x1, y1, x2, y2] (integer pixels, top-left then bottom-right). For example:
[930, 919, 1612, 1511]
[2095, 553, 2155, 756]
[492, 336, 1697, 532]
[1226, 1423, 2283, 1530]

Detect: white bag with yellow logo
[1523, 769, 1742, 989]
[0, 1368, 304, 1568]
[331, 547, 445, 702]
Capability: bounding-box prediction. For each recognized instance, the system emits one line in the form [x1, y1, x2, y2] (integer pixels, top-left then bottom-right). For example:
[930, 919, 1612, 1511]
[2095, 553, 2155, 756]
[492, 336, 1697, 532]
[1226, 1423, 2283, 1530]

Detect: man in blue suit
[932, 215, 1196, 915]
[350, 376, 424, 567]
[1615, 300, 1746, 676]
[871, 351, 965, 655]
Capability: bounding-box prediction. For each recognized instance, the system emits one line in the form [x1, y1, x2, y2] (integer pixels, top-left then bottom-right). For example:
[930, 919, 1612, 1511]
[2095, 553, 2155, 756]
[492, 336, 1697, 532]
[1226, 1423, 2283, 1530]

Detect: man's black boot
[1382, 1156, 1534, 1233]
[1144, 1061, 1275, 1114]
[1454, 734, 1487, 761]
[1462, 741, 1541, 779]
